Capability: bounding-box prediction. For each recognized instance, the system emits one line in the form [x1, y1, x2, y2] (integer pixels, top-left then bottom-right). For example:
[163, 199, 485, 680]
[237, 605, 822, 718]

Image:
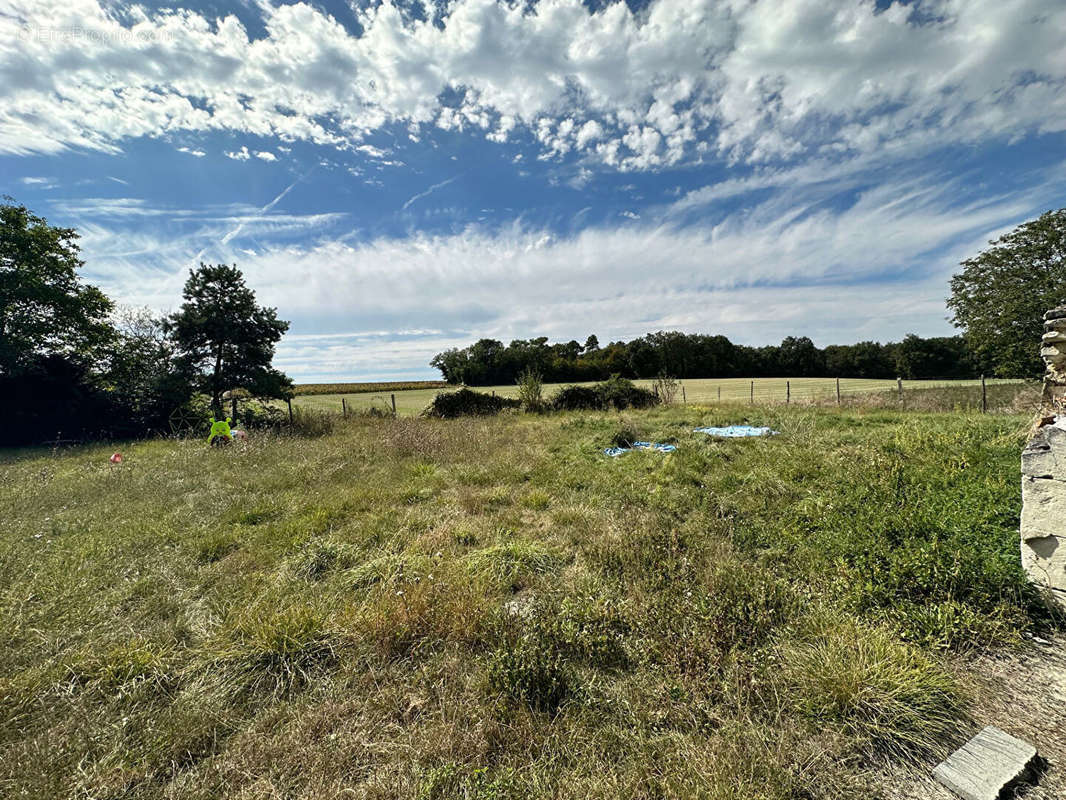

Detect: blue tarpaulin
[604, 441, 677, 457]
[694, 425, 778, 438]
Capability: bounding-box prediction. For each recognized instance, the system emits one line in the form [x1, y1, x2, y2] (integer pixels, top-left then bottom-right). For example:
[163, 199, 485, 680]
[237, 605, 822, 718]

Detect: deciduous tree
[949, 209, 1066, 377]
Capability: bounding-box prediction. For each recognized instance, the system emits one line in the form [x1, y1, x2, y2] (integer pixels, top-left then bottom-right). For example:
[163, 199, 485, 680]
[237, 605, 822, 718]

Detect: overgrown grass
[0, 403, 1056, 798]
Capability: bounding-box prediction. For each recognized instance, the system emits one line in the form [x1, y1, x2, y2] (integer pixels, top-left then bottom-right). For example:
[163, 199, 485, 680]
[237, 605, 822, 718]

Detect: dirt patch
[881, 635, 1066, 799]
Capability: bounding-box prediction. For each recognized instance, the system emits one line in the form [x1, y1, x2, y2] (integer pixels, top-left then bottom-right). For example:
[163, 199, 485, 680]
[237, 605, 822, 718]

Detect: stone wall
[1020, 306, 1066, 606]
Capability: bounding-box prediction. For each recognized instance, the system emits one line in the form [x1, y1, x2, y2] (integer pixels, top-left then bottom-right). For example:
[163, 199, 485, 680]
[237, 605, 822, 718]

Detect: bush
[550, 376, 661, 412]
[652, 374, 680, 404]
[551, 385, 603, 411]
[422, 388, 521, 418]
[599, 375, 659, 410]
[232, 399, 287, 430]
[516, 368, 545, 413]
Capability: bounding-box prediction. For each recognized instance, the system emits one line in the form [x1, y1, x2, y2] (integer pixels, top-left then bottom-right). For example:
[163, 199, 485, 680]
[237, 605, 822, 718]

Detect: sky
[2, 0, 1065, 382]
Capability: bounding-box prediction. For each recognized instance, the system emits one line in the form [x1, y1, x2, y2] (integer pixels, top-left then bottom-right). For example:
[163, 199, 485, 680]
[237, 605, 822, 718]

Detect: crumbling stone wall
[1020, 306, 1066, 606]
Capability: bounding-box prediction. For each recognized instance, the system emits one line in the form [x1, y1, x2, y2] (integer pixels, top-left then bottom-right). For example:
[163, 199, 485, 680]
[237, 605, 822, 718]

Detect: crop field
[293, 376, 1024, 416]
[294, 381, 448, 397]
[1, 400, 1061, 799]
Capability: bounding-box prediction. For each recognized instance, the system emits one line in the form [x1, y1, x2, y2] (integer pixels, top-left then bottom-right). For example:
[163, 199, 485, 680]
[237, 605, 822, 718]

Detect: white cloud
[177, 146, 206, 157]
[70, 161, 1065, 380]
[224, 146, 251, 161]
[255, 150, 277, 161]
[0, 0, 1061, 169]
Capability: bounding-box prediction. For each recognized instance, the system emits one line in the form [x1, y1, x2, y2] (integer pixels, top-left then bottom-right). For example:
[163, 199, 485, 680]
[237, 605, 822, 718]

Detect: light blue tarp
[604, 441, 677, 457]
[693, 425, 778, 438]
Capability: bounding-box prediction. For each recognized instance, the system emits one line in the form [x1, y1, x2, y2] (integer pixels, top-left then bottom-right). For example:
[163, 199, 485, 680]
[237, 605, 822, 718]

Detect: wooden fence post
[287, 398, 293, 424]
[681, 384, 687, 404]
[750, 380, 754, 405]
[342, 398, 347, 418]
[391, 393, 397, 415]
[836, 377, 841, 405]
[786, 380, 790, 405]
[981, 375, 988, 413]
[897, 377, 903, 406]
[718, 386, 721, 402]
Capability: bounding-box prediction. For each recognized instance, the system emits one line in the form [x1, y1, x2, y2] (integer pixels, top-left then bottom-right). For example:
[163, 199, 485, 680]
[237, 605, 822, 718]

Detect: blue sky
[2, 0, 1065, 381]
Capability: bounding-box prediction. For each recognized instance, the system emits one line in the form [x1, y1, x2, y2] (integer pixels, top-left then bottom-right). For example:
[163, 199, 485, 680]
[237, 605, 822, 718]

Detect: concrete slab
[933, 726, 1038, 800]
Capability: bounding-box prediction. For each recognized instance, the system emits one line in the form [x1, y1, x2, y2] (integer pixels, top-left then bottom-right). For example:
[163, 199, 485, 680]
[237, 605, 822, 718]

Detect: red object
[110, 452, 123, 464]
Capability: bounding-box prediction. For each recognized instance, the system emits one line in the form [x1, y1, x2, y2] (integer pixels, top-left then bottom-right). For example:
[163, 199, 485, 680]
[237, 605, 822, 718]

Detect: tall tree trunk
[212, 347, 223, 416]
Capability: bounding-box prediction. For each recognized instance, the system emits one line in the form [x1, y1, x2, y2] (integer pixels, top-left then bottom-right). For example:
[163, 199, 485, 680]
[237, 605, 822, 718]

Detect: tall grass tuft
[772, 614, 963, 761]
[203, 604, 338, 701]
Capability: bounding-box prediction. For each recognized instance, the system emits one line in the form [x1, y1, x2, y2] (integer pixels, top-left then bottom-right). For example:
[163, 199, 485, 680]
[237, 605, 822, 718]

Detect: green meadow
[0, 399, 1054, 798]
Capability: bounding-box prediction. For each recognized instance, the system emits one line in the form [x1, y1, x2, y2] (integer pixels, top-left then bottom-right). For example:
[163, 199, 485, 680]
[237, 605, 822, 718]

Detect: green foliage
[422, 387, 521, 418]
[431, 329, 978, 384]
[551, 376, 660, 412]
[104, 307, 195, 434]
[0, 199, 114, 375]
[488, 620, 574, 712]
[515, 368, 545, 412]
[550, 384, 603, 410]
[949, 207, 1066, 377]
[167, 263, 292, 414]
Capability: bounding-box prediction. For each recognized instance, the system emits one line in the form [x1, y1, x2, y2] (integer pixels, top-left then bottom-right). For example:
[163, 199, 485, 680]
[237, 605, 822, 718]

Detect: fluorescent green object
[207, 416, 233, 444]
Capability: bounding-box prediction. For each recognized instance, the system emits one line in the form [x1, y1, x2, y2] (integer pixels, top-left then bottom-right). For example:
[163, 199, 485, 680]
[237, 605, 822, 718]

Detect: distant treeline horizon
[431, 331, 983, 385]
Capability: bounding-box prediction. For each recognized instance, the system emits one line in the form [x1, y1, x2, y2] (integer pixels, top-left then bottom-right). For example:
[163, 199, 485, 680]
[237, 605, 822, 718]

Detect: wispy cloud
[402, 176, 459, 210]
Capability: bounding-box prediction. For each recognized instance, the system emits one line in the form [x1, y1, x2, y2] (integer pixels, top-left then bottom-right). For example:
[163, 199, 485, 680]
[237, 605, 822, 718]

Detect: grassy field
[0, 401, 1056, 799]
[293, 377, 1023, 416]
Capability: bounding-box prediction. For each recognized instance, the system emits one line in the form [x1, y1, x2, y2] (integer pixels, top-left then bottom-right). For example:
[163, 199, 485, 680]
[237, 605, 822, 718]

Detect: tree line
[433, 207, 1066, 386]
[0, 200, 291, 446]
[430, 332, 976, 385]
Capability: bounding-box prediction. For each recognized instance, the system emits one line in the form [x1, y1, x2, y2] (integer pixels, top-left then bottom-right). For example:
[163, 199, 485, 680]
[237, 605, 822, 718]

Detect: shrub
[550, 376, 661, 412]
[232, 399, 287, 430]
[599, 375, 659, 410]
[652, 374, 680, 404]
[551, 384, 603, 411]
[516, 368, 545, 413]
[422, 388, 521, 418]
